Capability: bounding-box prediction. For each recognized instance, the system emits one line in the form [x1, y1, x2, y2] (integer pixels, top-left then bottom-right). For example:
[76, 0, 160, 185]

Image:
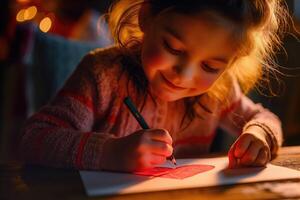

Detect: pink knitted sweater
[20, 46, 282, 170]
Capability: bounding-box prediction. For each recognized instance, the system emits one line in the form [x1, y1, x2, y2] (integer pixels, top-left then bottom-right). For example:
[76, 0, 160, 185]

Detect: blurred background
[0, 0, 300, 165]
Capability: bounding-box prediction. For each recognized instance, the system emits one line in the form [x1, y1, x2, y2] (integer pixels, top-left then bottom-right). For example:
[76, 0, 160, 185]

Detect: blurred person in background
[0, 0, 32, 167]
[40, 0, 111, 45]
[0, 0, 113, 166]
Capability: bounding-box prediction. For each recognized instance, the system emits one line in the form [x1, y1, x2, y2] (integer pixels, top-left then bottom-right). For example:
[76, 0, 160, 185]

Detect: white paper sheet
[80, 156, 300, 196]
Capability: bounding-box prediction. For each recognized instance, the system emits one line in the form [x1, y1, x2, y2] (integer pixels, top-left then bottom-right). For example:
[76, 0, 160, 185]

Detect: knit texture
[20, 46, 283, 170]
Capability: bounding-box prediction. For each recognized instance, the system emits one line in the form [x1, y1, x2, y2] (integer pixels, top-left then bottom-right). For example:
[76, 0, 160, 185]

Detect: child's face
[141, 11, 238, 101]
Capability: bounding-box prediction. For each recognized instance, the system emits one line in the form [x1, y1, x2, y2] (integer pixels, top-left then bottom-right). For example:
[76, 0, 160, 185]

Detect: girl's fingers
[147, 140, 173, 157]
[150, 154, 167, 165]
[240, 141, 262, 166]
[138, 152, 167, 167]
[253, 148, 269, 167]
[147, 129, 173, 145]
[234, 133, 253, 159]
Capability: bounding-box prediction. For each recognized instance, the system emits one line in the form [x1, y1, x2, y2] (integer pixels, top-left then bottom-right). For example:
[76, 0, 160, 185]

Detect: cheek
[142, 36, 174, 73]
[143, 47, 171, 70]
[203, 76, 217, 88]
[194, 74, 220, 92]
[144, 53, 165, 69]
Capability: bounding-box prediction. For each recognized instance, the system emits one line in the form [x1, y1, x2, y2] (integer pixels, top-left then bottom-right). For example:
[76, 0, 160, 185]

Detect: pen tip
[172, 158, 177, 166]
[168, 155, 177, 166]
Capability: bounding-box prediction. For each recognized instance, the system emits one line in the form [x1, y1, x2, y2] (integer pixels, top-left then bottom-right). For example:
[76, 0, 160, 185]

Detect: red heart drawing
[134, 164, 215, 179]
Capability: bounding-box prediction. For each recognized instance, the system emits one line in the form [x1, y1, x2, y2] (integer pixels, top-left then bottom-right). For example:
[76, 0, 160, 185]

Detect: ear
[138, 2, 152, 32]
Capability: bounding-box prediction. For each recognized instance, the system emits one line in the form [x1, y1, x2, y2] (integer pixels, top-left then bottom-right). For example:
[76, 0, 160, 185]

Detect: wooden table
[1, 146, 300, 200]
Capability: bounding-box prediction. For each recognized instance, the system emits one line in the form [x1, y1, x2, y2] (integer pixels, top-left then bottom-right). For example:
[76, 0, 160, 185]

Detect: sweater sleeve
[219, 81, 283, 156]
[19, 52, 115, 170]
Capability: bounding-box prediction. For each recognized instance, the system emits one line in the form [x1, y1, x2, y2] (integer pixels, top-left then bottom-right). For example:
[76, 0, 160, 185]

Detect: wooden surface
[1, 146, 300, 200]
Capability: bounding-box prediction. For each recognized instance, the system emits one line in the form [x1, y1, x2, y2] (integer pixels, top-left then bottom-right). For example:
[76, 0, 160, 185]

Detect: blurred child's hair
[106, 0, 289, 121]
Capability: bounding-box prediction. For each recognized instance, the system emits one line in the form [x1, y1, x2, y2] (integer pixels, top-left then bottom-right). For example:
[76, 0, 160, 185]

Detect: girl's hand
[102, 129, 173, 172]
[228, 126, 271, 168]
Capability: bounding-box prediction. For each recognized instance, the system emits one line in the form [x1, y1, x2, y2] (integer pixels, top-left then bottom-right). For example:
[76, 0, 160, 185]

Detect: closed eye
[163, 39, 183, 55]
[202, 63, 220, 74]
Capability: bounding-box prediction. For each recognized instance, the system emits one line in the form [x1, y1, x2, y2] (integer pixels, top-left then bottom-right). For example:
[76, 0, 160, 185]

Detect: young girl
[20, 0, 288, 172]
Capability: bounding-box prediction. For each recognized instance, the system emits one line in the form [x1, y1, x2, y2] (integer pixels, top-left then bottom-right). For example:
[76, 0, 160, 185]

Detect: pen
[123, 96, 177, 166]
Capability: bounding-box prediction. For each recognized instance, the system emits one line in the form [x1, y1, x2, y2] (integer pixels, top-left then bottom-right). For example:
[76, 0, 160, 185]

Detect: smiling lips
[160, 73, 187, 90]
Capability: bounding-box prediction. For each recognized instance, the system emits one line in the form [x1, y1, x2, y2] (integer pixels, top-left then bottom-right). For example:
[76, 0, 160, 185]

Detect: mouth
[160, 73, 186, 90]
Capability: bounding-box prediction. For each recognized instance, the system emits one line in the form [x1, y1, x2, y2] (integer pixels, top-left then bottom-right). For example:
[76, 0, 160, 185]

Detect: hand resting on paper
[101, 128, 173, 172]
[228, 125, 271, 169]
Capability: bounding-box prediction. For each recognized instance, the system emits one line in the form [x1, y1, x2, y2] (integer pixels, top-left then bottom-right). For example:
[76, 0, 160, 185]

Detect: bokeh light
[39, 17, 52, 33]
[16, 9, 26, 22]
[24, 6, 37, 20]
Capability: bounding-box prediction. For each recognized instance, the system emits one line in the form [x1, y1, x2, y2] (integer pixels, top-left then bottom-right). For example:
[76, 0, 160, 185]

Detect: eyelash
[163, 39, 220, 74]
[202, 63, 220, 74]
[163, 40, 183, 55]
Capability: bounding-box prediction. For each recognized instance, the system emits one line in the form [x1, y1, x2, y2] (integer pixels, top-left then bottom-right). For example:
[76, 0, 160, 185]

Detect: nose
[172, 62, 197, 84]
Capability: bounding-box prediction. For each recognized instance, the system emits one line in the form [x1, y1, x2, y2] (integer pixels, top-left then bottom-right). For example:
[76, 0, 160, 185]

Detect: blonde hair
[106, 0, 289, 108]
